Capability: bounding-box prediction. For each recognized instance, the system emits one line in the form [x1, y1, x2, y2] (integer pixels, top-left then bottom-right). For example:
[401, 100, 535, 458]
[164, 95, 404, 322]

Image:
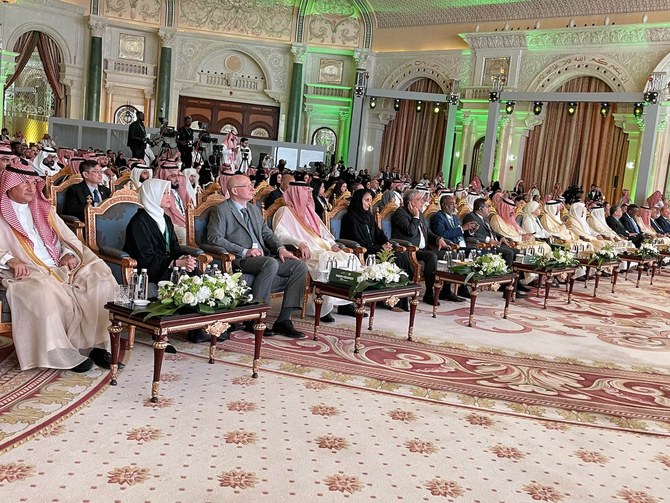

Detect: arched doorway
[312, 127, 337, 168]
[521, 76, 628, 202]
[379, 78, 447, 182]
[3, 31, 65, 145]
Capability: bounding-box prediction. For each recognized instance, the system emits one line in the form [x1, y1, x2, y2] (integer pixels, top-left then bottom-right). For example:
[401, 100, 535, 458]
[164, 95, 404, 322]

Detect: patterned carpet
[0, 270, 668, 501]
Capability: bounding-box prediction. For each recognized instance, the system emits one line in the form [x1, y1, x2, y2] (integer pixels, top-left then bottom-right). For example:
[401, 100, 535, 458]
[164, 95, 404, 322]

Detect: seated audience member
[520, 201, 551, 241]
[310, 178, 331, 220]
[646, 190, 665, 209]
[588, 205, 625, 242]
[207, 175, 308, 338]
[391, 188, 456, 305]
[566, 201, 608, 250]
[0, 166, 117, 372]
[606, 205, 643, 247]
[32, 147, 59, 177]
[129, 163, 152, 190]
[62, 159, 111, 221]
[654, 206, 670, 234]
[541, 200, 586, 247]
[272, 181, 358, 322]
[154, 162, 194, 244]
[620, 204, 649, 245]
[637, 205, 670, 244]
[265, 172, 292, 209]
[431, 194, 478, 249]
[329, 179, 349, 205]
[490, 196, 550, 255]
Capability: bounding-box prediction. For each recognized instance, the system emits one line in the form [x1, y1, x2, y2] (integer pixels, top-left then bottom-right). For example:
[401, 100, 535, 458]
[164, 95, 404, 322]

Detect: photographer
[235, 137, 252, 174]
[176, 115, 194, 169]
[127, 111, 148, 159]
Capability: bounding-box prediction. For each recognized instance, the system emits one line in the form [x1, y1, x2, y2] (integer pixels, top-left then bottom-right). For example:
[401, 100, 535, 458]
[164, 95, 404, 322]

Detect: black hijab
[348, 188, 375, 227]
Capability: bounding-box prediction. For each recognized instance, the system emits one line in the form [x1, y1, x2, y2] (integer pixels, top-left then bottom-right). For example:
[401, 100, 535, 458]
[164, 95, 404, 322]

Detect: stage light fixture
[633, 102, 644, 118]
[489, 92, 499, 102]
[433, 103, 441, 114]
[369, 97, 376, 109]
[532, 101, 543, 115]
[416, 100, 423, 112]
[600, 102, 610, 118]
[644, 91, 658, 104]
[505, 101, 515, 114]
[393, 99, 401, 111]
[567, 102, 577, 116]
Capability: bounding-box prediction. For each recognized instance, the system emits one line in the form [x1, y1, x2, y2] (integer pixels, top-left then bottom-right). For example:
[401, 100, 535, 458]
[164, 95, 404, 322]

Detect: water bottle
[347, 255, 356, 270]
[365, 255, 376, 267]
[468, 250, 477, 261]
[139, 269, 149, 300]
[212, 264, 221, 277]
[129, 268, 138, 299]
[170, 266, 180, 284]
[179, 266, 186, 280]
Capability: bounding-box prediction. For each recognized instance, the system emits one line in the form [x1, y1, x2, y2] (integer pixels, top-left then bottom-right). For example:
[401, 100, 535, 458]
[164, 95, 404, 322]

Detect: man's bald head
[227, 174, 254, 203]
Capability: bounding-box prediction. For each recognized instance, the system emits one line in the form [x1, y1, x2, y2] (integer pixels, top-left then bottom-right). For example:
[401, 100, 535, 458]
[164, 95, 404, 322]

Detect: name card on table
[328, 268, 361, 286]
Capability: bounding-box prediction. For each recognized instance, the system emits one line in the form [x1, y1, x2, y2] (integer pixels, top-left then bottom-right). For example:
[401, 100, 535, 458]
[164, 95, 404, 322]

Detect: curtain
[36, 33, 66, 117]
[379, 79, 447, 181]
[4, 31, 40, 90]
[521, 77, 628, 202]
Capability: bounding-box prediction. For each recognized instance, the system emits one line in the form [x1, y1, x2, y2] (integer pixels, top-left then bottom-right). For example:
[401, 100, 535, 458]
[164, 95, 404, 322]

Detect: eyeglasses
[86, 169, 104, 174]
[233, 184, 254, 189]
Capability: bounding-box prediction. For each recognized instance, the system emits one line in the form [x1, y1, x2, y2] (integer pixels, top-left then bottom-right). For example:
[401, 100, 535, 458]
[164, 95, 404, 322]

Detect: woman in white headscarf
[129, 164, 152, 190]
[566, 201, 607, 251]
[520, 201, 550, 240]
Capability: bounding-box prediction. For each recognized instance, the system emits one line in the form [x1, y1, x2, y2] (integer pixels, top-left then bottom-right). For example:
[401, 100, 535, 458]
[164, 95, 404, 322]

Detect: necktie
[93, 188, 101, 205]
[446, 214, 453, 228]
[240, 208, 260, 247]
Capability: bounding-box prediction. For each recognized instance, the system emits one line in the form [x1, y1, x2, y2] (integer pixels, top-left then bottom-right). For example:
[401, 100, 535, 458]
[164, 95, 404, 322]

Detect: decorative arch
[296, 0, 374, 49]
[528, 54, 635, 93]
[7, 23, 72, 66]
[380, 60, 450, 93]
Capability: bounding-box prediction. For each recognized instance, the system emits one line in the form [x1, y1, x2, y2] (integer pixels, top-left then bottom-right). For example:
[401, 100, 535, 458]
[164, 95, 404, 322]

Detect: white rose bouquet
[134, 272, 253, 320]
[350, 249, 409, 296]
[588, 243, 620, 267]
[534, 248, 578, 271]
[638, 240, 660, 259]
[450, 253, 509, 283]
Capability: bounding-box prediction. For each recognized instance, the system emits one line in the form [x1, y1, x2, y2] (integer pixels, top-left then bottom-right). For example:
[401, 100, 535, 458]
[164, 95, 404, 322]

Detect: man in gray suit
[207, 174, 308, 338]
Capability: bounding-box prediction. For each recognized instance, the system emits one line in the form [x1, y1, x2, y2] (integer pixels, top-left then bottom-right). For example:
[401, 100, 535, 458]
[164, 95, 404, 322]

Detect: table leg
[151, 330, 168, 403]
[368, 302, 375, 331]
[467, 288, 479, 327]
[584, 266, 591, 289]
[354, 301, 365, 353]
[543, 275, 551, 309]
[252, 315, 266, 379]
[503, 282, 513, 319]
[612, 267, 618, 294]
[313, 290, 323, 341]
[593, 269, 601, 297]
[567, 274, 575, 304]
[636, 265, 643, 288]
[408, 295, 419, 341]
[205, 320, 230, 364]
[536, 274, 542, 297]
[651, 262, 657, 285]
[432, 279, 443, 318]
[108, 320, 123, 386]
[127, 325, 136, 349]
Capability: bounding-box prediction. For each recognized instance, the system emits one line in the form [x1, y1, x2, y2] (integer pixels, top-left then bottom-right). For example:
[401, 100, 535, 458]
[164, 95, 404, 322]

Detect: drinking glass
[114, 285, 132, 305]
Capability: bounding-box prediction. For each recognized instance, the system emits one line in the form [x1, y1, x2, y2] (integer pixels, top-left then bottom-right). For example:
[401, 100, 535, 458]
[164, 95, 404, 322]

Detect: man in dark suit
[655, 206, 670, 233]
[265, 173, 293, 209]
[606, 205, 643, 246]
[586, 184, 603, 202]
[207, 174, 308, 338]
[462, 198, 529, 297]
[126, 111, 147, 159]
[62, 160, 111, 221]
[391, 188, 455, 305]
[176, 115, 195, 170]
[619, 204, 647, 246]
[431, 194, 478, 248]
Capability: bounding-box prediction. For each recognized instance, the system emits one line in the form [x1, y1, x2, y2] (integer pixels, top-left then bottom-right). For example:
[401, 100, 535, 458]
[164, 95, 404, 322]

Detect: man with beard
[154, 161, 194, 244]
[32, 147, 59, 176]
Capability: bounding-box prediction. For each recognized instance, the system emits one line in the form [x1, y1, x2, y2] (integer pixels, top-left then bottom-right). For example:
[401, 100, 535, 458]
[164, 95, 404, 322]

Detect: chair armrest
[336, 238, 361, 249]
[199, 243, 233, 258]
[180, 245, 204, 257]
[99, 246, 130, 260]
[61, 214, 81, 224]
[196, 253, 213, 272]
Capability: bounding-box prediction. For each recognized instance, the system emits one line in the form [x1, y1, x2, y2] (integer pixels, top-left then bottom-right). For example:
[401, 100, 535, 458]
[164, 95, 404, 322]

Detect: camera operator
[127, 111, 148, 159]
[235, 137, 252, 174]
[176, 115, 195, 169]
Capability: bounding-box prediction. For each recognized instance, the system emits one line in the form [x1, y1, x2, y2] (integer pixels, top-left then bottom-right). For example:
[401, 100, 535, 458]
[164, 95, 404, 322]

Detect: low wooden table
[432, 271, 518, 327]
[577, 258, 620, 297]
[618, 254, 657, 287]
[312, 282, 422, 353]
[512, 263, 577, 309]
[105, 302, 271, 402]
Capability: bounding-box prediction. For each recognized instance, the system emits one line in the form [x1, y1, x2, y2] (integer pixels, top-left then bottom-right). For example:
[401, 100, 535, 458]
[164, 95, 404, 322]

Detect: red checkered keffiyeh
[0, 166, 61, 265]
[495, 197, 522, 233]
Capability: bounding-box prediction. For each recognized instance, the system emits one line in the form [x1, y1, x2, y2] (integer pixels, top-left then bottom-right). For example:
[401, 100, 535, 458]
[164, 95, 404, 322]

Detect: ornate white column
[303, 104, 313, 144]
[338, 110, 350, 164]
[363, 109, 395, 175]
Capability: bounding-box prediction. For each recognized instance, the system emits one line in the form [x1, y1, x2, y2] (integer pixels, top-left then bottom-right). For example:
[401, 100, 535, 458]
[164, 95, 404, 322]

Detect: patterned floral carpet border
[139, 324, 670, 436]
[0, 336, 125, 454]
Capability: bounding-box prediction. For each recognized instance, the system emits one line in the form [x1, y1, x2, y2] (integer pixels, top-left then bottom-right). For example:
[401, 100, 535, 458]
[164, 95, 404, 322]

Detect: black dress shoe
[89, 348, 125, 370]
[422, 295, 440, 306]
[444, 293, 465, 303]
[514, 290, 527, 298]
[320, 313, 335, 323]
[70, 358, 94, 373]
[272, 319, 306, 339]
[457, 287, 471, 299]
[517, 283, 531, 292]
[337, 304, 368, 318]
[243, 320, 276, 337]
[217, 330, 231, 342]
[188, 329, 210, 343]
[165, 344, 177, 354]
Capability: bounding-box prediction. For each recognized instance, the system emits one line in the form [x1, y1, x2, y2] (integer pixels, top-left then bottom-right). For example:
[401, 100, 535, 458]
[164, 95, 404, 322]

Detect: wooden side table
[432, 271, 518, 326]
[512, 264, 577, 309]
[311, 282, 422, 353]
[577, 258, 620, 297]
[618, 255, 657, 287]
[105, 302, 271, 402]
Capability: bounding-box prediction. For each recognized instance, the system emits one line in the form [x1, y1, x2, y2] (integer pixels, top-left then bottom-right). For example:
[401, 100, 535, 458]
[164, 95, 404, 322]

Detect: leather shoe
[188, 329, 210, 343]
[337, 303, 368, 318]
[320, 313, 335, 323]
[243, 320, 276, 337]
[70, 358, 94, 373]
[217, 330, 231, 342]
[272, 319, 306, 339]
[444, 292, 465, 303]
[457, 286, 471, 299]
[514, 290, 527, 298]
[89, 348, 125, 370]
[517, 283, 531, 292]
[422, 295, 440, 306]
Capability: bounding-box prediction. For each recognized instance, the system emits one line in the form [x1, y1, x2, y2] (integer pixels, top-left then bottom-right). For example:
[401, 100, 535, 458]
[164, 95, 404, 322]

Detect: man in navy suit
[655, 206, 670, 233]
[62, 160, 111, 221]
[619, 204, 648, 246]
[431, 194, 478, 248]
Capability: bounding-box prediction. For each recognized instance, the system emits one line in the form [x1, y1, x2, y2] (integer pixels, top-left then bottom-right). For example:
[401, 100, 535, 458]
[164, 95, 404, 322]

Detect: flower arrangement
[587, 244, 620, 267]
[450, 254, 509, 283]
[534, 248, 578, 271]
[134, 272, 253, 320]
[350, 249, 409, 296]
[637, 240, 660, 259]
